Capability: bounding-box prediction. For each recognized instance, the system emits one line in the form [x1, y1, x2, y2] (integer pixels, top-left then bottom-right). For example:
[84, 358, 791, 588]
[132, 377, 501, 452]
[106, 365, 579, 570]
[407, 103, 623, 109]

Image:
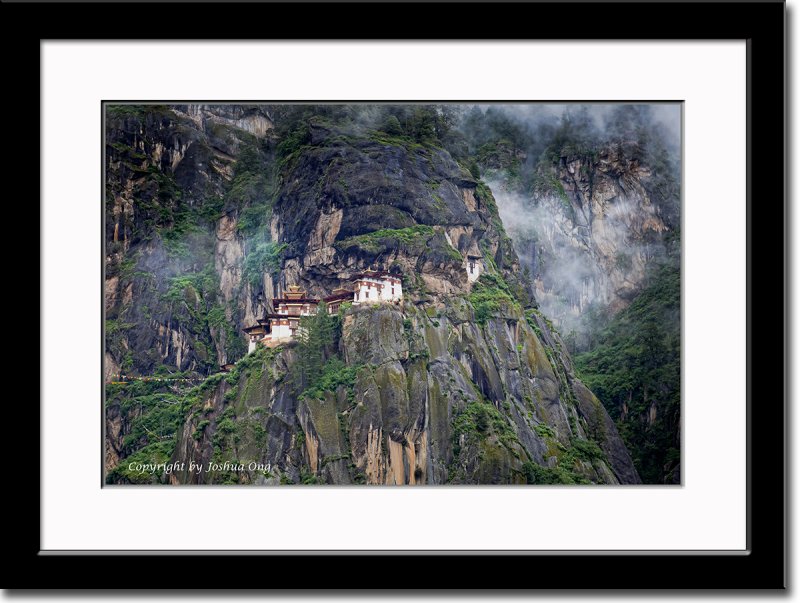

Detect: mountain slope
[461, 105, 680, 343]
[104, 104, 640, 485]
[455, 104, 681, 483]
[574, 263, 680, 484]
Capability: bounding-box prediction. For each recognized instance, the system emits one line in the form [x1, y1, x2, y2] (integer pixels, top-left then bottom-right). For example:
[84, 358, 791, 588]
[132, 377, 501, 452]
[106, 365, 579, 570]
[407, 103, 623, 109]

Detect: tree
[409, 106, 437, 142]
[382, 114, 403, 136]
[433, 104, 458, 140]
[293, 302, 336, 390]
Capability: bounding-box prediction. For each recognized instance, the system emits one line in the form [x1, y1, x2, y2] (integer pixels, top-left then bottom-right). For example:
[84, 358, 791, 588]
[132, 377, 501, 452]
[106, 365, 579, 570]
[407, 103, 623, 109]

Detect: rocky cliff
[463, 105, 680, 346]
[494, 143, 671, 336]
[105, 105, 640, 485]
[105, 104, 276, 380]
[457, 105, 681, 483]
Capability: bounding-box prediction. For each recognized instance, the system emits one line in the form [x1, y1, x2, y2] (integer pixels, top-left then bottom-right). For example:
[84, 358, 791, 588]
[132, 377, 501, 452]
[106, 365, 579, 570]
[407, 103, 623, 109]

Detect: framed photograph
[26, 0, 785, 589]
[103, 98, 674, 491]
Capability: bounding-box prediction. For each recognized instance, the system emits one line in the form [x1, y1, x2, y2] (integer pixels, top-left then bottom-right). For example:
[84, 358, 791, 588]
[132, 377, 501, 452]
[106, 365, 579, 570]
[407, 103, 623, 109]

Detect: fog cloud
[468, 103, 680, 341]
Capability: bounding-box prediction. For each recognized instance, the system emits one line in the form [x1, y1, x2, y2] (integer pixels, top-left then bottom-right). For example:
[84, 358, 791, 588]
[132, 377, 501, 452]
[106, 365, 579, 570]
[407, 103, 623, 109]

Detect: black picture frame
[21, 0, 785, 590]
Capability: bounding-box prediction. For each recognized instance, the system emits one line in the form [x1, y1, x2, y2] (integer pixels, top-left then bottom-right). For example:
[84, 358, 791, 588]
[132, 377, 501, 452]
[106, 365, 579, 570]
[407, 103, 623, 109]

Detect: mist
[461, 103, 681, 345]
[469, 103, 681, 154]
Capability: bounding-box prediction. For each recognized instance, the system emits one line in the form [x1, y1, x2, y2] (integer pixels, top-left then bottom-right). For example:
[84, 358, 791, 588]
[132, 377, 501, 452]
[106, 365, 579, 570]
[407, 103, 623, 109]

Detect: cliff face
[455, 105, 681, 484]
[105, 104, 275, 380]
[270, 119, 516, 300]
[490, 142, 673, 341]
[105, 105, 640, 485]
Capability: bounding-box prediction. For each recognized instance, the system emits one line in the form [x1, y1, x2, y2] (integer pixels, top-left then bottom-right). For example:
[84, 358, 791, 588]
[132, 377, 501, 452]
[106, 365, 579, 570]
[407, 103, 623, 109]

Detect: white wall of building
[466, 259, 483, 283]
[381, 278, 402, 301]
[355, 281, 377, 303]
[353, 277, 402, 304]
[271, 324, 292, 341]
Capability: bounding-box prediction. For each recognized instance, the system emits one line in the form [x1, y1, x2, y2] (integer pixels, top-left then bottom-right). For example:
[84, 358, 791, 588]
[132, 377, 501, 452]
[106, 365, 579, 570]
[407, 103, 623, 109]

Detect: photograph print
[104, 103, 681, 486]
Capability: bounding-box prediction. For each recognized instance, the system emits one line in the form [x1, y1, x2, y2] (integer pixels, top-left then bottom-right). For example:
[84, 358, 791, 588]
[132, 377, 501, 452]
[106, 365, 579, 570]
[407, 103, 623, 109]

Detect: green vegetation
[381, 114, 403, 136]
[300, 358, 361, 402]
[106, 104, 171, 120]
[369, 104, 456, 145]
[335, 225, 434, 253]
[299, 470, 320, 485]
[525, 307, 556, 336]
[118, 392, 185, 450]
[193, 195, 223, 223]
[106, 109, 279, 376]
[105, 319, 135, 338]
[474, 181, 504, 230]
[467, 272, 521, 326]
[226, 141, 279, 247]
[369, 131, 426, 151]
[451, 400, 519, 457]
[105, 379, 194, 484]
[192, 420, 211, 440]
[163, 265, 218, 304]
[222, 345, 272, 387]
[521, 460, 585, 485]
[574, 264, 680, 483]
[520, 433, 607, 486]
[105, 348, 282, 483]
[218, 140, 281, 326]
[159, 264, 245, 368]
[241, 242, 287, 288]
[226, 146, 269, 206]
[235, 202, 267, 234]
[116, 166, 214, 261]
[293, 302, 339, 390]
[109, 141, 147, 161]
[276, 120, 312, 166]
[106, 441, 175, 484]
[533, 172, 574, 218]
[288, 305, 363, 490]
